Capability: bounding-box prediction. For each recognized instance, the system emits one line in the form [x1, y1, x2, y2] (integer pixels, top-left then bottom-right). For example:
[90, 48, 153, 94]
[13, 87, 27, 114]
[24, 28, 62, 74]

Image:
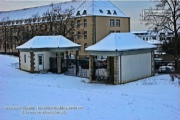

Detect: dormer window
[12, 20, 15, 24]
[82, 10, 87, 15]
[107, 10, 111, 14]
[99, 9, 103, 13]
[38, 17, 41, 22]
[76, 11, 80, 16]
[42, 17, 45, 22]
[113, 10, 117, 15]
[15, 20, 18, 24]
[28, 19, 32, 23]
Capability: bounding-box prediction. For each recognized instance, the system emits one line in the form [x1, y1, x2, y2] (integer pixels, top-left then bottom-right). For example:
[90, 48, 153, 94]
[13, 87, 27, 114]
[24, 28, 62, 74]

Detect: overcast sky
[0, 0, 154, 31]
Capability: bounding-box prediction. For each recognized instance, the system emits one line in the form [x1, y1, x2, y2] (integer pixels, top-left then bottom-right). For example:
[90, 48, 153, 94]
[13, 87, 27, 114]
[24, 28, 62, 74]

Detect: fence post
[76, 50, 79, 76]
[30, 52, 35, 73]
[89, 55, 94, 82]
[57, 52, 61, 74]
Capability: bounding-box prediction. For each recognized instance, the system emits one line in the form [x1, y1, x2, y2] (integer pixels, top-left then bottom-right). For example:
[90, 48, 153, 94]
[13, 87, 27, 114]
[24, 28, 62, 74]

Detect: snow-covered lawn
[0, 55, 179, 120]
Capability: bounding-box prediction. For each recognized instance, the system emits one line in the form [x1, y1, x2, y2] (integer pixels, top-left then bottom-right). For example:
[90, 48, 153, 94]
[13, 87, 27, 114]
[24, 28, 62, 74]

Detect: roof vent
[113, 10, 117, 15]
[107, 10, 111, 14]
[99, 9, 103, 13]
[82, 10, 87, 15]
[76, 11, 80, 16]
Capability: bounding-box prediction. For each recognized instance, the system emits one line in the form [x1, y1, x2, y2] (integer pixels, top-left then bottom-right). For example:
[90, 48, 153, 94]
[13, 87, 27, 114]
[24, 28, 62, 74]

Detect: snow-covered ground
[0, 55, 179, 120]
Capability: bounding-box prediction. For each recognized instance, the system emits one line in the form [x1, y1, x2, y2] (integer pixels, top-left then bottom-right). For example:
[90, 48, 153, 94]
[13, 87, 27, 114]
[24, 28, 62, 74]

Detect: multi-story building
[131, 30, 174, 41]
[131, 30, 175, 53]
[0, 0, 130, 58]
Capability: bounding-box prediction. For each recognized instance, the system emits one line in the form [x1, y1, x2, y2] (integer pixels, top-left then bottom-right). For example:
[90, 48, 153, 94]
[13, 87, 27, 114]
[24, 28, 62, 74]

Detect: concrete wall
[20, 52, 31, 71]
[20, 51, 56, 72]
[34, 52, 56, 71]
[120, 52, 152, 83]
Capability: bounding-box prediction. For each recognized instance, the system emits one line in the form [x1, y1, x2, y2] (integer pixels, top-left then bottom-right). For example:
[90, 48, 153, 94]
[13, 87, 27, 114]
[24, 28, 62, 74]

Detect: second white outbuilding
[85, 33, 157, 84]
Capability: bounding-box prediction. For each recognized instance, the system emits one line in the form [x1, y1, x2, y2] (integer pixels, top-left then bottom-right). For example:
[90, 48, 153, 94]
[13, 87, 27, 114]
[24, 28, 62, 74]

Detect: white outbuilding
[85, 33, 156, 84]
[16, 36, 81, 73]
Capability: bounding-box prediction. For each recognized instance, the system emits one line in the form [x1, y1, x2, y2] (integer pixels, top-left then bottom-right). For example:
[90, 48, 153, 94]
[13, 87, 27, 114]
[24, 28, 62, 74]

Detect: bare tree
[141, 0, 180, 57]
[42, 3, 84, 39]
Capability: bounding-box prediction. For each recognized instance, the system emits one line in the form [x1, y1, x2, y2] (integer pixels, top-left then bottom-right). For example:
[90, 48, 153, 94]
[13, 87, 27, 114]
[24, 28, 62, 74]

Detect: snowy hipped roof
[16, 36, 81, 50]
[0, 1, 127, 22]
[73, 1, 127, 17]
[0, 1, 84, 21]
[85, 33, 156, 52]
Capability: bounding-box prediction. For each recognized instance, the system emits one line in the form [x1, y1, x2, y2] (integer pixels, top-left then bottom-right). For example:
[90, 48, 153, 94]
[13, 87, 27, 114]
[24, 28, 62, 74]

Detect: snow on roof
[0, 1, 83, 21]
[131, 30, 149, 34]
[85, 33, 156, 52]
[146, 39, 163, 45]
[73, 1, 127, 17]
[16, 36, 81, 49]
[0, 1, 127, 22]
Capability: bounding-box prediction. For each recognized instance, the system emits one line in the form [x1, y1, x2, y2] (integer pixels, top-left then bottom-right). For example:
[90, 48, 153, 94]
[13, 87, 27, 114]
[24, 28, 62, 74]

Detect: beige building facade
[75, 16, 130, 56]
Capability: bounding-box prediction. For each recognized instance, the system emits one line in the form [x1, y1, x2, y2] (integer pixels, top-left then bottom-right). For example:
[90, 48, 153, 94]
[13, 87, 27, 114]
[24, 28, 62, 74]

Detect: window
[84, 31, 87, 39]
[110, 19, 114, 27]
[84, 43, 87, 50]
[84, 19, 87, 27]
[35, 25, 38, 30]
[71, 21, 75, 28]
[76, 11, 80, 16]
[109, 30, 114, 34]
[13, 28, 17, 32]
[24, 54, 26, 63]
[77, 31, 81, 39]
[116, 31, 120, 33]
[116, 20, 120, 27]
[152, 36, 156, 40]
[71, 32, 74, 41]
[99, 9, 103, 13]
[107, 10, 111, 14]
[77, 20, 81, 28]
[113, 10, 117, 15]
[82, 10, 87, 15]
[38, 55, 42, 65]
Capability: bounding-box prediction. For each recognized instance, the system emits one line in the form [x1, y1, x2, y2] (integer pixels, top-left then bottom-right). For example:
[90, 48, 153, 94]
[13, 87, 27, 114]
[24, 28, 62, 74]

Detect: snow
[146, 39, 163, 45]
[131, 30, 149, 34]
[0, 1, 84, 21]
[85, 33, 156, 52]
[0, 0, 127, 22]
[16, 36, 81, 49]
[0, 54, 180, 120]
